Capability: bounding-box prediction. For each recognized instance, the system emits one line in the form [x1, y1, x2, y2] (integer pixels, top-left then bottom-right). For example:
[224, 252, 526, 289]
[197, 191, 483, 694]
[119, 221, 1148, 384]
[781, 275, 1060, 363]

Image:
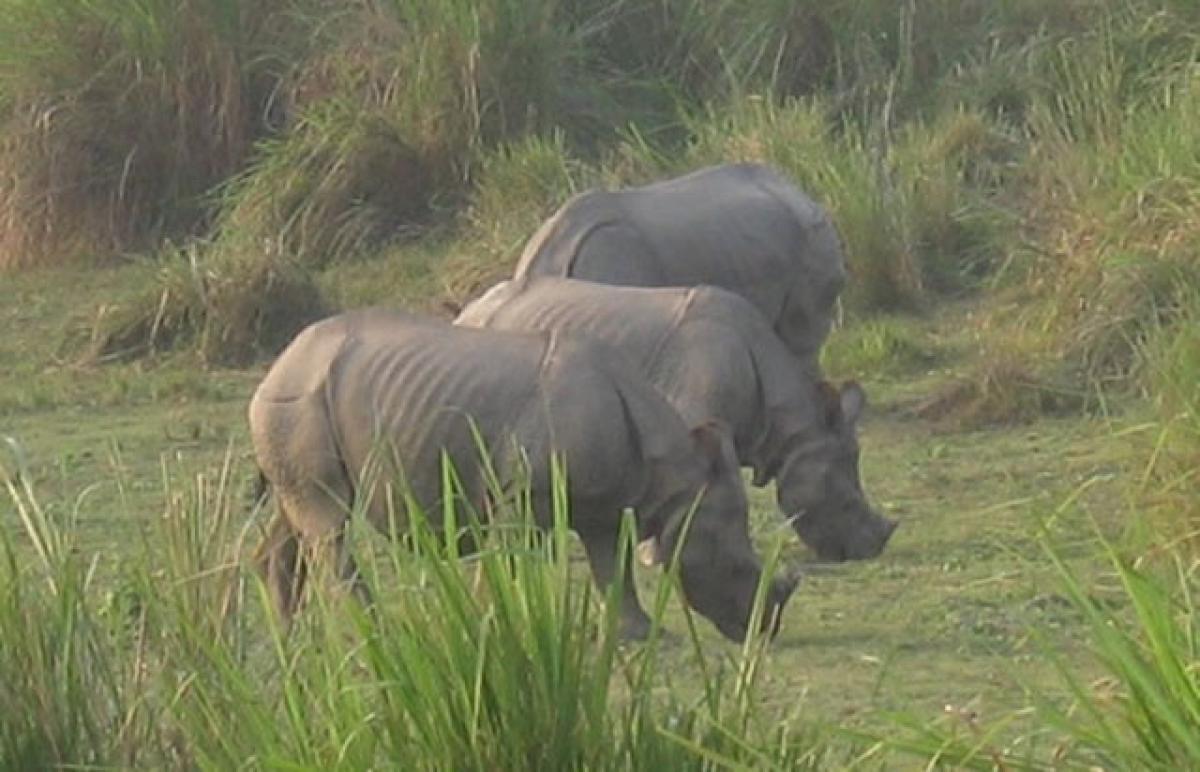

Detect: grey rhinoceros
[248, 308, 796, 641]
[456, 278, 896, 561]
[512, 163, 847, 377]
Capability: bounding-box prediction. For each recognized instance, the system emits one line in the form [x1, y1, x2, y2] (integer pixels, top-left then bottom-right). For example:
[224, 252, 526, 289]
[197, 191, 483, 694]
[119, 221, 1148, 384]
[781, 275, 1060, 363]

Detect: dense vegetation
[2, 0, 1199, 767]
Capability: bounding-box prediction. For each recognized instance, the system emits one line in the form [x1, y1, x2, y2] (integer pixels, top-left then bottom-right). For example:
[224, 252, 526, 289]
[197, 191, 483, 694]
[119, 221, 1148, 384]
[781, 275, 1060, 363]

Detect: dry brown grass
[914, 347, 1087, 429]
[0, 0, 294, 270]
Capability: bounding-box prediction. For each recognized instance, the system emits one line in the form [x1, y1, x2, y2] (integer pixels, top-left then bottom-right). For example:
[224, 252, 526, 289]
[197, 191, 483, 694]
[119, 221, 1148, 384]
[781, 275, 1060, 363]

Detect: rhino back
[459, 278, 691, 374]
[514, 164, 844, 330]
[460, 278, 781, 475]
[256, 309, 683, 522]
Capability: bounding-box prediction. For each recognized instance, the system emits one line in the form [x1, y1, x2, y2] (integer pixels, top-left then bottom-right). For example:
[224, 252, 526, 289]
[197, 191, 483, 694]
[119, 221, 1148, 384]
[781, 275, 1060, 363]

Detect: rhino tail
[251, 468, 271, 509]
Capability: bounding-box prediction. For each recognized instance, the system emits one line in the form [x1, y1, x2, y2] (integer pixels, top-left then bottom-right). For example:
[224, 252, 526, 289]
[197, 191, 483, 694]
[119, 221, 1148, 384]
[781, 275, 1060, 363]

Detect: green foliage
[212, 98, 431, 269]
[1141, 286, 1200, 544]
[821, 318, 938, 380]
[0, 439, 152, 768]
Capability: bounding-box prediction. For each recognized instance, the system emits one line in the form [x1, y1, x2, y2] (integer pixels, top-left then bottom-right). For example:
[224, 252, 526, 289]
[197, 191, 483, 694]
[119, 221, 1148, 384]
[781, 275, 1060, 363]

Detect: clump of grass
[0, 0, 296, 269]
[989, 4, 1200, 388]
[1139, 285, 1200, 549]
[85, 244, 326, 366]
[0, 438, 156, 768]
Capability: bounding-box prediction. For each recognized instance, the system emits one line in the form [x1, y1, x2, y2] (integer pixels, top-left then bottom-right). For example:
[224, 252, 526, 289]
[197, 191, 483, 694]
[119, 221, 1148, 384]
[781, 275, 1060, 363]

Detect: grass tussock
[1139, 289, 1200, 548]
[212, 98, 432, 270]
[84, 246, 326, 367]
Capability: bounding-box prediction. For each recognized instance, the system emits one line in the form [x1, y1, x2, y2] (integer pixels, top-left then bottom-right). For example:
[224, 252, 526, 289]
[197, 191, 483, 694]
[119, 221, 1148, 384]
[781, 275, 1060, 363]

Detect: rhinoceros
[248, 308, 796, 641]
[456, 278, 896, 561]
[512, 163, 847, 378]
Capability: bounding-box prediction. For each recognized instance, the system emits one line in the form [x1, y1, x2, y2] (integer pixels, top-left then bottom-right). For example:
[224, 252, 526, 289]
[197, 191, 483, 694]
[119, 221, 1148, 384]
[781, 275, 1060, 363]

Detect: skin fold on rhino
[248, 309, 797, 642]
[512, 162, 848, 379]
[456, 278, 897, 562]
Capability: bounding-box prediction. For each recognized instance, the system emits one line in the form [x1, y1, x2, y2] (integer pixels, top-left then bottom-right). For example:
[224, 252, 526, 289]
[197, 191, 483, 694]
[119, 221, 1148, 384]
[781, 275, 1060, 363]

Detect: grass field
[3, 0, 1199, 767]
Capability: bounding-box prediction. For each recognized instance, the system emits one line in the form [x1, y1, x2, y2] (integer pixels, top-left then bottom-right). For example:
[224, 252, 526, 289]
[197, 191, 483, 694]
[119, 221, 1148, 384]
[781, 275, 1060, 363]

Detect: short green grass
[0, 269, 1143, 749]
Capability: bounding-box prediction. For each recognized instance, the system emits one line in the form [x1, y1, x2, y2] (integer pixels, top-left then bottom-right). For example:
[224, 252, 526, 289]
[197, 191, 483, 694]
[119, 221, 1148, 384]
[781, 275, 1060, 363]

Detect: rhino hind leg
[264, 472, 374, 623]
[254, 513, 309, 626]
[576, 517, 652, 640]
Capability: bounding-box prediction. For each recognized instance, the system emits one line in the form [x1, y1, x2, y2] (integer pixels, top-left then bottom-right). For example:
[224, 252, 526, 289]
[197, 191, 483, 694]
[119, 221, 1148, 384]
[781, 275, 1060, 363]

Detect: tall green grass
[1, 439, 155, 767]
[1, 442, 836, 768]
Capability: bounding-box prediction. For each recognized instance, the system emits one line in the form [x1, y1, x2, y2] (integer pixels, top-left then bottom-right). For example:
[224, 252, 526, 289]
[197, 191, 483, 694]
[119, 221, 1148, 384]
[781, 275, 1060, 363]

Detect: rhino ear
[689, 420, 736, 478]
[839, 380, 867, 424]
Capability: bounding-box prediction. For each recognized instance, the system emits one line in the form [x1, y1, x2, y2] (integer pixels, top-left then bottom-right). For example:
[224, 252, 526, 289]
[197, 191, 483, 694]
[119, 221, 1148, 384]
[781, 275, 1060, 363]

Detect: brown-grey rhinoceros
[512, 163, 847, 378]
[248, 308, 796, 641]
[456, 278, 896, 561]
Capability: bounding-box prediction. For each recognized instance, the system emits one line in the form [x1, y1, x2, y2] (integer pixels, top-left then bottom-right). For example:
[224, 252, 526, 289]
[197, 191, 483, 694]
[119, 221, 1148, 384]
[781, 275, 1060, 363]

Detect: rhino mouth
[791, 510, 898, 562]
[709, 571, 798, 641]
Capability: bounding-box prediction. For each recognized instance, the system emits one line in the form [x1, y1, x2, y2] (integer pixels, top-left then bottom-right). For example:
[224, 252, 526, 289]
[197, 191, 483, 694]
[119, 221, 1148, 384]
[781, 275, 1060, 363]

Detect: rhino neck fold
[750, 397, 825, 488]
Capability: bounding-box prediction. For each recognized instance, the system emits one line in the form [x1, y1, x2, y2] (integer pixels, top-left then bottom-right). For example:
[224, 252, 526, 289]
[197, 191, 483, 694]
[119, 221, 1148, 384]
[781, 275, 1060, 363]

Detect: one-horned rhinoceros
[512, 163, 847, 378]
[248, 308, 797, 641]
[456, 278, 896, 561]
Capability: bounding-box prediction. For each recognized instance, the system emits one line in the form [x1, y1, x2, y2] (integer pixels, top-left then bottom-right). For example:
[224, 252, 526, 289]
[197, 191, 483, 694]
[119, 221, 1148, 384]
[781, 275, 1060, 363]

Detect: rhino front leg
[576, 519, 652, 641]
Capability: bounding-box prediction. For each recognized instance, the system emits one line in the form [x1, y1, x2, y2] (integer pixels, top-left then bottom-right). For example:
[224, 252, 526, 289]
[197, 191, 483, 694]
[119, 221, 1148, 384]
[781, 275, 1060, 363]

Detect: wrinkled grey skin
[457, 279, 896, 561]
[248, 309, 797, 642]
[513, 163, 847, 378]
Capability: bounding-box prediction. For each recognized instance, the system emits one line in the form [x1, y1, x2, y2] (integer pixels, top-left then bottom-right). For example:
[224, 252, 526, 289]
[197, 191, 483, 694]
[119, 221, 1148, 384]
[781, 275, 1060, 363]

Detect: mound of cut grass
[914, 348, 1087, 429]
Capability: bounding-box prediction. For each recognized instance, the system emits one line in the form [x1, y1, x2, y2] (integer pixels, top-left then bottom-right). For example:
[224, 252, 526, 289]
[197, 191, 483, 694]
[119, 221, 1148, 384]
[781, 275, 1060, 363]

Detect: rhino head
[772, 380, 897, 562]
[659, 422, 800, 641]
